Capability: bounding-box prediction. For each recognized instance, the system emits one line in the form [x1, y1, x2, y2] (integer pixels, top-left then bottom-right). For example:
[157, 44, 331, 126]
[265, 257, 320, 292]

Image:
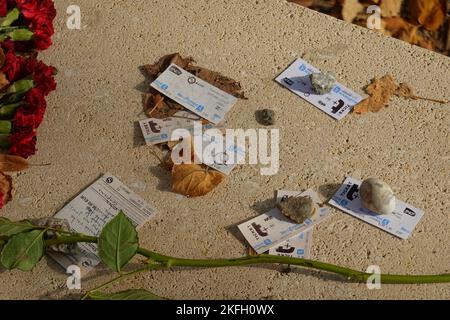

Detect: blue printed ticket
[329, 177, 424, 239]
[151, 64, 238, 124]
[239, 190, 330, 254]
[275, 58, 363, 120]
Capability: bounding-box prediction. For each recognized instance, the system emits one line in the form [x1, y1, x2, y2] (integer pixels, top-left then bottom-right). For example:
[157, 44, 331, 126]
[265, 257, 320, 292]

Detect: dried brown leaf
[0, 171, 13, 207]
[0, 48, 5, 68]
[395, 82, 415, 98]
[0, 155, 29, 172]
[408, 0, 446, 32]
[287, 0, 314, 7]
[380, 0, 403, 18]
[342, 0, 364, 23]
[172, 164, 225, 197]
[354, 75, 448, 115]
[354, 75, 398, 114]
[0, 72, 9, 92]
[143, 92, 182, 119]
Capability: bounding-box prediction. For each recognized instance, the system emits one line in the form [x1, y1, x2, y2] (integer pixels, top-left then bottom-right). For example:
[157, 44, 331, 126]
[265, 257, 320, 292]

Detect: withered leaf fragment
[0, 155, 29, 172]
[172, 164, 225, 197]
[354, 75, 449, 115]
[408, 0, 446, 32]
[0, 171, 13, 208]
[354, 75, 398, 114]
[0, 48, 5, 68]
[0, 73, 9, 92]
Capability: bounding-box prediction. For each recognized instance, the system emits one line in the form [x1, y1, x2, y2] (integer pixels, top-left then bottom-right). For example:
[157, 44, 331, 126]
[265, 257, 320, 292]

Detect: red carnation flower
[0, 1, 7, 17]
[13, 88, 47, 129]
[14, 0, 38, 19]
[8, 127, 37, 159]
[33, 60, 56, 96]
[34, 0, 56, 21]
[1, 49, 26, 82]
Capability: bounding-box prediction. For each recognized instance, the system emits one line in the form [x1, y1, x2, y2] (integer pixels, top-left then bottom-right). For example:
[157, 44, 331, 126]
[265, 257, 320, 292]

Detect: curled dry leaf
[0, 171, 13, 209]
[0, 155, 29, 172]
[172, 164, 225, 197]
[143, 92, 183, 119]
[408, 0, 446, 32]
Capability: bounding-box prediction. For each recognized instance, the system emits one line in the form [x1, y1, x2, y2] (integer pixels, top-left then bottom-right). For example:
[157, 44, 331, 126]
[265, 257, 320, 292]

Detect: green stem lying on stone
[45, 234, 450, 285]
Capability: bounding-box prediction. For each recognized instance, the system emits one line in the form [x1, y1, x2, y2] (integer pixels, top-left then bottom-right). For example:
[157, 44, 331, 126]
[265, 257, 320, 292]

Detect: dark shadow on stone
[250, 192, 277, 214]
[149, 165, 172, 193]
[133, 120, 146, 148]
[134, 66, 152, 93]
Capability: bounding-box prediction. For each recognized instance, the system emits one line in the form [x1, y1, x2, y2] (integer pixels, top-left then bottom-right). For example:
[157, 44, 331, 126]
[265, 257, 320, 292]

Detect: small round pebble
[256, 109, 275, 126]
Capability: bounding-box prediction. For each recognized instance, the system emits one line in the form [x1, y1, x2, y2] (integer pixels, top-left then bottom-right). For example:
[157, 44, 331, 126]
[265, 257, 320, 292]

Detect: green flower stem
[0, 121, 11, 134]
[45, 234, 450, 285]
[8, 28, 33, 41]
[0, 26, 21, 33]
[0, 134, 10, 149]
[80, 265, 165, 300]
[0, 102, 23, 119]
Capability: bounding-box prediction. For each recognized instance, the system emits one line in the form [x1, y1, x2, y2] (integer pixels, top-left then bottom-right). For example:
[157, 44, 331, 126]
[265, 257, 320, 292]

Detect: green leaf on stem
[0, 8, 20, 27]
[8, 28, 33, 41]
[98, 211, 139, 273]
[0, 218, 35, 237]
[87, 289, 166, 300]
[0, 229, 45, 271]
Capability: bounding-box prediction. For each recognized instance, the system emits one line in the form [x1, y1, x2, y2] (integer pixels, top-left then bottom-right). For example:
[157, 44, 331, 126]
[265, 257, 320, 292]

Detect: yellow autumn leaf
[172, 164, 225, 197]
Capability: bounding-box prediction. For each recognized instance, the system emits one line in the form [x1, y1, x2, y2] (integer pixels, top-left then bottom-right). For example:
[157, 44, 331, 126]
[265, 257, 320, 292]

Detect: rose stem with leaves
[1, 213, 449, 300]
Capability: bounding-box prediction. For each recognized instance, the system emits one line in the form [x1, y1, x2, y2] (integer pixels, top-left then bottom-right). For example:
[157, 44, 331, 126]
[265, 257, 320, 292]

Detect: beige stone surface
[0, 0, 449, 300]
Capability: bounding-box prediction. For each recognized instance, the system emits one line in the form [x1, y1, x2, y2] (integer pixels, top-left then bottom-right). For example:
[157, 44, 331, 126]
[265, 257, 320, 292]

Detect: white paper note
[275, 59, 363, 120]
[238, 190, 330, 254]
[329, 177, 424, 239]
[151, 64, 238, 124]
[49, 173, 156, 274]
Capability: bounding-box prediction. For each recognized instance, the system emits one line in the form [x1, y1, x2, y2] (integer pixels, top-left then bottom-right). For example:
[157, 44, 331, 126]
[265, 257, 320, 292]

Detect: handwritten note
[49, 173, 156, 274]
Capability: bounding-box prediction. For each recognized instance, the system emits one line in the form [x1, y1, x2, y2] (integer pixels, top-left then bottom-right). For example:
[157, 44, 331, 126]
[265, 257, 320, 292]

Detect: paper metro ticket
[139, 116, 199, 145]
[151, 64, 238, 124]
[329, 177, 424, 239]
[275, 58, 363, 120]
[193, 128, 246, 176]
[49, 173, 156, 274]
[238, 189, 331, 254]
[268, 229, 313, 259]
